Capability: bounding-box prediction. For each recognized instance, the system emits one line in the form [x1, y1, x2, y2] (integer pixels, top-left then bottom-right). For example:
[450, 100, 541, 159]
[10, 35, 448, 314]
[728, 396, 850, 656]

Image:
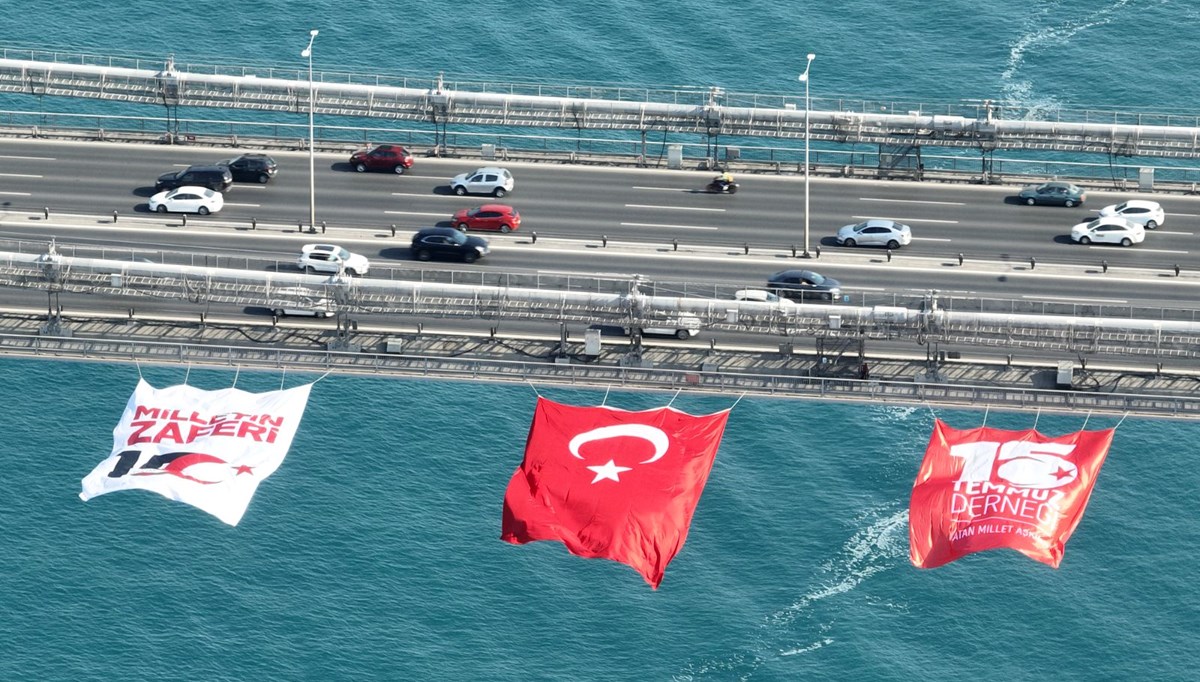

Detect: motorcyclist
[712, 171, 735, 191]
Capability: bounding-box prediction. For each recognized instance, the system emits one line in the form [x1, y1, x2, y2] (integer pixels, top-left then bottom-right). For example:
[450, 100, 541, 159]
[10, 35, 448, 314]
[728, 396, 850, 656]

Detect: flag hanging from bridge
[909, 419, 1114, 569]
[501, 397, 731, 588]
[80, 379, 312, 526]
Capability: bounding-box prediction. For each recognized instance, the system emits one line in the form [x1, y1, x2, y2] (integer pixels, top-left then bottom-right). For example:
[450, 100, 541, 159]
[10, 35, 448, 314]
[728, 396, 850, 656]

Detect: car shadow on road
[132, 187, 157, 198]
[1050, 235, 1075, 245]
[380, 247, 413, 261]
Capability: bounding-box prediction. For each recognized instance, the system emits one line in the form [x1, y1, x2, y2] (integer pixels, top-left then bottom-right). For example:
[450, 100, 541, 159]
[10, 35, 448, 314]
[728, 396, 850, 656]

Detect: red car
[349, 144, 414, 174]
[452, 204, 521, 233]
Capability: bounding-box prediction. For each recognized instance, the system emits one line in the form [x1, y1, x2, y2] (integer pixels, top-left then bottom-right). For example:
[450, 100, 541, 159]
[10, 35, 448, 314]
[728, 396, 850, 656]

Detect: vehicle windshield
[467, 208, 481, 217]
[808, 272, 827, 285]
[448, 231, 468, 245]
[335, 247, 352, 260]
[1085, 219, 1102, 229]
[1114, 202, 1129, 211]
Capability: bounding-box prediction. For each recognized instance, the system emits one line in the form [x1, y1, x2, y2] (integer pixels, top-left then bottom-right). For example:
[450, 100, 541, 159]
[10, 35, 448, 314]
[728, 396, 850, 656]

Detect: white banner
[80, 379, 313, 526]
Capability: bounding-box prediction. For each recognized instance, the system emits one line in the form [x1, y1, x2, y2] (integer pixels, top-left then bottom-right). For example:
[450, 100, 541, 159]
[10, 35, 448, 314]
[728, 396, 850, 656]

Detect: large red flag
[909, 419, 1114, 569]
[501, 397, 730, 588]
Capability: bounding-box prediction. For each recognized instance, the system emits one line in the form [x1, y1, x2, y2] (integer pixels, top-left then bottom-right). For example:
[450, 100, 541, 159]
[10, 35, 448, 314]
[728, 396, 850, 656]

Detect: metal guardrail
[2, 332, 1197, 418]
[3, 108, 1200, 186]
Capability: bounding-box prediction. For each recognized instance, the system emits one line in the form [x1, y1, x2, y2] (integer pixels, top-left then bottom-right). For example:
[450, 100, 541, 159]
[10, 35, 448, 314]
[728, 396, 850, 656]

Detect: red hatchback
[349, 144, 414, 174]
[452, 204, 521, 233]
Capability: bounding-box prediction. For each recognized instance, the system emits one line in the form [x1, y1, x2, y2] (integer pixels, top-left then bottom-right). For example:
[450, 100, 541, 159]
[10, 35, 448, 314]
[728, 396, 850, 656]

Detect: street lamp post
[798, 53, 815, 258]
[301, 29, 319, 234]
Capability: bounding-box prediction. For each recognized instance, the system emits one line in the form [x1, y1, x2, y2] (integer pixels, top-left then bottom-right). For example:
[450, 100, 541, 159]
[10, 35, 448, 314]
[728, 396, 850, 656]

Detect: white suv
[450, 167, 514, 197]
[1098, 200, 1166, 229]
[297, 243, 370, 276]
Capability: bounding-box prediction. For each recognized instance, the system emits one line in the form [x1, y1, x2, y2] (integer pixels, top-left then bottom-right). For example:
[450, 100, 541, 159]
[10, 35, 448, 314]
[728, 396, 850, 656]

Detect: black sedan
[411, 227, 490, 263]
[1017, 181, 1086, 207]
[766, 269, 843, 302]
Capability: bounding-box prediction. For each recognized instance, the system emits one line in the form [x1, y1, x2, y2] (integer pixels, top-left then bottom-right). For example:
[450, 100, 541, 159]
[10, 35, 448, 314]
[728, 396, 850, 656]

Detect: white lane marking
[859, 197, 965, 205]
[0, 154, 55, 161]
[1155, 230, 1193, 236]
[625, 204, 725, 212]
[0, 191, 31, 195]
[385, 211, 447, 217]
[222, 202, 261, 208]
[1168, 212, 1200, 217]
[619, 221, 719, 231]
[391, 193, 462, 199]
[1084, 246, 1189, 254]
[172, 164, 190, 167]
[0, 172, 42, 178]
[1022, 295, 1128, 304]
[632, 186, 692, 192]
[912, 237, 953, 242]
[852, 215, 958, 224]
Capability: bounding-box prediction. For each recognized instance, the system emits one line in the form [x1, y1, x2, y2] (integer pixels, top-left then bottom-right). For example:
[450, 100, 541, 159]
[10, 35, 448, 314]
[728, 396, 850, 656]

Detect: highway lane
[3, 222, 1199, 310]
[3, 137, 1200, 302]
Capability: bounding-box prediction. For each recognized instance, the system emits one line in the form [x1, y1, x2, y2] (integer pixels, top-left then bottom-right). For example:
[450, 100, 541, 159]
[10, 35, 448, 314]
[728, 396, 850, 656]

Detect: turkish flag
[501, 397, 731, 588]
[909, 419, 1114, 569]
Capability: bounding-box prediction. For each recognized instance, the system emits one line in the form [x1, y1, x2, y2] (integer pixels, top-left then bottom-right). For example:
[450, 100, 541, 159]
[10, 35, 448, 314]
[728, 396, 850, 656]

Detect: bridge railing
[2, 332, 1197, 418]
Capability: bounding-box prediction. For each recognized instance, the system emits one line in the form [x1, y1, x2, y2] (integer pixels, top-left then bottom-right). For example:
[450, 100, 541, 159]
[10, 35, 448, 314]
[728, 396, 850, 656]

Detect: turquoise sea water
[3, 2, 1200, 680]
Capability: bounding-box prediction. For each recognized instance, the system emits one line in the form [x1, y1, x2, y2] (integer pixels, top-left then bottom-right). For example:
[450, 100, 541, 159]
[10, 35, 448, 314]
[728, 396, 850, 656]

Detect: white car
[148, 186, 224, 215]
[1070, 217, 1145, 246]
[450, 167, 514, 197]
[1098, 200, 1165, 229]
[297, 243, 370, 276]
[638, 314, 701, 340]
[734, 289, 796, 307]
[835, 219, 912, 248]
[269, 287, 333, 318]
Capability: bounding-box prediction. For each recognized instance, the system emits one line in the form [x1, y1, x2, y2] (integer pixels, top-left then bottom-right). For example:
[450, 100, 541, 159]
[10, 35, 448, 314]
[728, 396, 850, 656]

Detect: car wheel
[457, 222, 471, 231]
[844, 238, 856, 247]
[1079, 236, 1091, 245]
[156, 205, 167, 213]
[820, 292, 832, 301]
[354, 163, 367, 172]
[886, 239, 900, 250]
[305, 266, 315, 274]
[393, 165, 405, 175]
[258, 173, 270, 184]
[1026, 198, 1036, 206]
[1065, 200, 1076, 208]
[463, 252, 478, 264]
[416, 249, 431, 261]
[198, 206, 210, 215]
[1146, 220, 1158, 229]
[273, 308, 285, 317]
[454, 186, 467, 196]
[500, 225, 512, 233]
[493, 187, 507, 198]
[675, 329, 691, 340]
[346, 267, 359, 276]
[1121, 237, 1133, 247]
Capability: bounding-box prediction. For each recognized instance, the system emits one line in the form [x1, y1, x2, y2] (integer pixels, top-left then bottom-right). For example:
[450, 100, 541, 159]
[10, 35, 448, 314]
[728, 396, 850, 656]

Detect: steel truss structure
[3, 54, 1200, 159]
[3, 249, 1200, 364]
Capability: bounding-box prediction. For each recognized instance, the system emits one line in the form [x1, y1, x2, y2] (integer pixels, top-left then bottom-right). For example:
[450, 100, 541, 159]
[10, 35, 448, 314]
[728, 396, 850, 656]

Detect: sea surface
[2, 2, 1200, 680]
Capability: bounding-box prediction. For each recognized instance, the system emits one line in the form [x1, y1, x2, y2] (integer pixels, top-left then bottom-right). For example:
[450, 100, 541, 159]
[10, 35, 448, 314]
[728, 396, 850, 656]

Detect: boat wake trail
[1001, 0, 1133, 118]
[675, 504, 910, 680]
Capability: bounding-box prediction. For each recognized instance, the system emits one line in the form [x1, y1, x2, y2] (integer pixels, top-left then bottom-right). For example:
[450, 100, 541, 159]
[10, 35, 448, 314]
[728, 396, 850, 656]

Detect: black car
[154, 165, 233, 193]
[411, 227, 490, 263]
[220, 154, 277, 183]
[766, 269, 843, 302]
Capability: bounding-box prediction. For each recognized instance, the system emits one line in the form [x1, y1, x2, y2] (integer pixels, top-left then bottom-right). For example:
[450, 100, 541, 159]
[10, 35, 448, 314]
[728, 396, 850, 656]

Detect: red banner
[909, 419, 1114, 569]
[501, 397, 730, 588]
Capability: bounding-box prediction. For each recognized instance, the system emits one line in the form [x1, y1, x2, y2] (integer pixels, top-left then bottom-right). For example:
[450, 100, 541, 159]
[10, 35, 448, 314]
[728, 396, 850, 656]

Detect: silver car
[836, 219, 912, 249]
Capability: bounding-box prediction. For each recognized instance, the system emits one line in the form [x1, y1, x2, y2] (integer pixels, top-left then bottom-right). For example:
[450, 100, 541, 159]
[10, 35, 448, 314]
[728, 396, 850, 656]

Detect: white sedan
[1098, 200, 1165, 229]
[148, 186, 224, 215]
[835, 219, 912, 248]
[1071, 217, 1145, 246]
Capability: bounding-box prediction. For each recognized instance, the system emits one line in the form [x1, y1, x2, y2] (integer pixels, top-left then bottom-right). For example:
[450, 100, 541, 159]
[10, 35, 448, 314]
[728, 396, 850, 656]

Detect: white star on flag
[586, 459, 632, 484]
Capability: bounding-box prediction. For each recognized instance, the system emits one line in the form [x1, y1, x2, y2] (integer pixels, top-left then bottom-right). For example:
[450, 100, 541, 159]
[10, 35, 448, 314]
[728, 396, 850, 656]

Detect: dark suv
[220, 154, 277, 183]
[350, 144, 414, 174]
[155, 165, 233, 193]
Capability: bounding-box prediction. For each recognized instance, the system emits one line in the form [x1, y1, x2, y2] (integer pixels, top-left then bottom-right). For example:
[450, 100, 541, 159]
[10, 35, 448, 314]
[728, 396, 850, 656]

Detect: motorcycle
[706, 179, 739, 194]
